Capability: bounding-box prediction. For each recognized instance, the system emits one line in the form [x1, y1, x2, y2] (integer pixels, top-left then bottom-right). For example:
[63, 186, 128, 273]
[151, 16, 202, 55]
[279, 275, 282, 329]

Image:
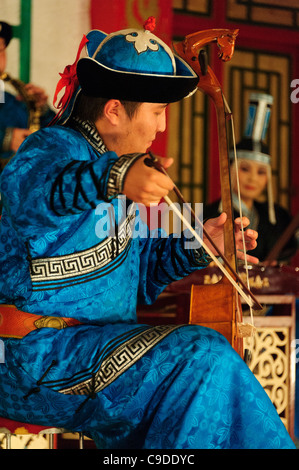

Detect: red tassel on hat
[143, 16, 156, 32]
[50, 34, 89, 125]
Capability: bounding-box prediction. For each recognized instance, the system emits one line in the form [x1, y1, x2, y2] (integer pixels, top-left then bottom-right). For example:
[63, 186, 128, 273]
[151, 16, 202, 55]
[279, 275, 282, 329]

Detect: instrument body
[173, 29, 244, 354]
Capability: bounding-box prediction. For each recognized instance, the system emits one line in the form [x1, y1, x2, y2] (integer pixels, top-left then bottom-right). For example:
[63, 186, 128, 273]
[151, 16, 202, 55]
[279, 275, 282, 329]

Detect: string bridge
[237, 322, 256, 338]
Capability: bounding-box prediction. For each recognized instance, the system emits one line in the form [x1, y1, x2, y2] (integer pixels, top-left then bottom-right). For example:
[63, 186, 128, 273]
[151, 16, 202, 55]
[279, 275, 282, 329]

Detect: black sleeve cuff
[106, 152, 146, 199]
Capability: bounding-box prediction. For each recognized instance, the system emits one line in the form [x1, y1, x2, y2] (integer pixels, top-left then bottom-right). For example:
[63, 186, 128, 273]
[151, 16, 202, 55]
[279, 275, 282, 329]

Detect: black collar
[69, 116, 108, 155]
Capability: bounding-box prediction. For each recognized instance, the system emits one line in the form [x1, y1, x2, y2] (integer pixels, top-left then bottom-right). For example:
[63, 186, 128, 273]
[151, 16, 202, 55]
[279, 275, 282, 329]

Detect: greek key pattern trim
[70, 117, 108, 155]
[30, 207, 136, 282]
[59, 325, 182, 395]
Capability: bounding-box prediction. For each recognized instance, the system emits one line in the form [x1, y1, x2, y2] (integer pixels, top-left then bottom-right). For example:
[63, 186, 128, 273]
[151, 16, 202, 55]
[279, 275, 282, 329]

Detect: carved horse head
[216, 29, 239, 61]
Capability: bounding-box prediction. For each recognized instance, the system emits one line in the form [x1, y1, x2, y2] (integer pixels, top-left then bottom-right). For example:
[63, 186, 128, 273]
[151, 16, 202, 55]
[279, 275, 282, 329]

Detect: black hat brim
[77, 57, 199, 103]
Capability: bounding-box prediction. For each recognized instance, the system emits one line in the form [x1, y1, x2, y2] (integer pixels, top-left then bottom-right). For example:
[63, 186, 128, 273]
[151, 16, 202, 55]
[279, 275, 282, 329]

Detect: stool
[0, 416, 84, 449]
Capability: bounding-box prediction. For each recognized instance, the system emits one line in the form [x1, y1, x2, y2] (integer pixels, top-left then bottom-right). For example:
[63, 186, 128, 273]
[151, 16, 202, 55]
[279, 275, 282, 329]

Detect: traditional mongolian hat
[52, 17, 198, 125]
[230, 92, 276, 224]
[0, 21, 12, 47]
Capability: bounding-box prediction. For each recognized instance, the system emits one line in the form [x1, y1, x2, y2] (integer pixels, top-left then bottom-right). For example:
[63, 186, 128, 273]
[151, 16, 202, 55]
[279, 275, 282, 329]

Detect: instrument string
[222, 94, 256, 355]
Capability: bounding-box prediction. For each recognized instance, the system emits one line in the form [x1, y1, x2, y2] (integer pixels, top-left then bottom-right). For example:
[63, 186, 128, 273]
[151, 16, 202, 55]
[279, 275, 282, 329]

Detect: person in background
[0, 20, 295, 449]
[0, 21, 55, 167]
[204, 93, 298, 263]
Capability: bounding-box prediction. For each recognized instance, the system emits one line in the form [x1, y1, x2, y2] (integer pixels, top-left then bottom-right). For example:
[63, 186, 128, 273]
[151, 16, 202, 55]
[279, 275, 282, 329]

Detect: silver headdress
[230, 92, 276, 225]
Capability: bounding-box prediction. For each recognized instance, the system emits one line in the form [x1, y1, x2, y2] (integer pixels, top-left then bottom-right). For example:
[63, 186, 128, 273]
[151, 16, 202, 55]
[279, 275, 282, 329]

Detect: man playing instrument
[0, 19, 295, 449]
